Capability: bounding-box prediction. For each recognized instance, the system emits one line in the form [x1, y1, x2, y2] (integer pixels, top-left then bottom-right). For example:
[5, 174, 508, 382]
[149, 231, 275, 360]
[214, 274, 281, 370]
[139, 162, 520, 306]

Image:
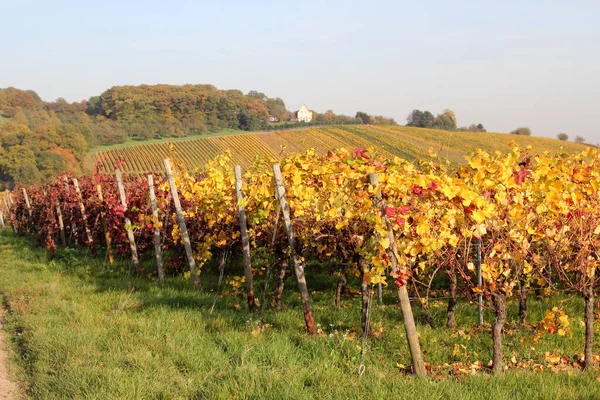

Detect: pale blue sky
[1, 0, 599, 142]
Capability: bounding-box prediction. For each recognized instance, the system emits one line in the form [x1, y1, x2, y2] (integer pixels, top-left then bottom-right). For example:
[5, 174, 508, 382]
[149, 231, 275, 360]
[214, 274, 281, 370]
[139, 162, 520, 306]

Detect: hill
[0, 85, 368, 188]
[94, 125, 588, 174]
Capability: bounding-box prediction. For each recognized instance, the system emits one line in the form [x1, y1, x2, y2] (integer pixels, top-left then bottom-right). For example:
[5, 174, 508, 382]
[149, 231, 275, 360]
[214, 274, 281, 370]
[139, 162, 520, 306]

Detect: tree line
[0, 85, 399, 189]
[406, 108, 490, 133]
[407, 109, 589, 145]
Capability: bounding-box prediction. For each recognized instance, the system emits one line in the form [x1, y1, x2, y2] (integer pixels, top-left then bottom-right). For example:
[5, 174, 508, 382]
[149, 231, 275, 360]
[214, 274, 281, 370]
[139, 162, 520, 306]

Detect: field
[94, 125, 588, 174]
[1, 233, 599, 399]
[4, 130, 600, 399]
[88, 128, 246, 154]
[82, 128, 246, 171]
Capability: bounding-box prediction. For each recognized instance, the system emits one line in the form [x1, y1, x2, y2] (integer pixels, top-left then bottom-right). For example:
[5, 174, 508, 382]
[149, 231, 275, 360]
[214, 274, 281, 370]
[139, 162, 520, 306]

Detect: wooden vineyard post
[0, 193, 7, 230]
[22, 188, 33, 234]
[2, 193, 8, 216]
[357, 255, 371, 335]
[73, 178, 94, 246]
[2, 192, 9, 212]
[584, 269, 595, 369]
[147, 175, 165, 281]
[3, 192, 14, 232]
[96, 183, 114, 264]
[476, 238, 484, 326]
[3, 192, 12, 209]
[272, 163, 317, 334]
[115, 169, 140, 271]
[368, 172, 426, 377]
[55, 201, 67, 246]
[22, 188, 32, 217]
[62, 177, 79, 247]
[163, 159, 201, 291]
[234, 165, 258, 313]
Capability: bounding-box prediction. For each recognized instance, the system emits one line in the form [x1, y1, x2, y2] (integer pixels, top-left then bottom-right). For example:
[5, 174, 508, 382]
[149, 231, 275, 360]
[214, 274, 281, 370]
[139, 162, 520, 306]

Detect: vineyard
[1, 142, 600, 392]
[93, 125, 588, 174]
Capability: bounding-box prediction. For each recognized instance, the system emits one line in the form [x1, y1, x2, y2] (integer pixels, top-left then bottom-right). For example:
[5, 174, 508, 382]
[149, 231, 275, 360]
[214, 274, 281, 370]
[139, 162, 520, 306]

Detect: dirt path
[0, 309, 22, 399]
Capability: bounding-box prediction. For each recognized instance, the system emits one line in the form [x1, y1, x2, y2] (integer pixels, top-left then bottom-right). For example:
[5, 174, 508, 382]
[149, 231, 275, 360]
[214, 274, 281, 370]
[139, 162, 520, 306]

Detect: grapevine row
[3, 143, 600, 375]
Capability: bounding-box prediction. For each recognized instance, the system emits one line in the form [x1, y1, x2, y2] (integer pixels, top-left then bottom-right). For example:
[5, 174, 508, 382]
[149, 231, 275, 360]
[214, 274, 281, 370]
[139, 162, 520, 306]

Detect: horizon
[1, 0, 598, 142]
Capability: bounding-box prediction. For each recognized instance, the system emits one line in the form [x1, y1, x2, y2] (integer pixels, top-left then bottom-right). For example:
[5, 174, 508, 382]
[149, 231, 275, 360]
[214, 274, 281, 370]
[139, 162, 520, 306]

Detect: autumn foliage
[3, 142, 600, 373]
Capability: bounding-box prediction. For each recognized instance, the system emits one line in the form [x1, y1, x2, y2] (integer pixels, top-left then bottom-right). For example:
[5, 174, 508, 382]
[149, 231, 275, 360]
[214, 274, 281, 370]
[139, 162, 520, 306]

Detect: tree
[26, 90, 42, 103]
[406, 110, 434, 128]
[86, 96, 102, 116]
[0, 145, 40, 185]
[355, 111, 370, 124]
[574, 136, 586, 144]
[324, 110, 336, 122]
[265, 98, 288, 121]
[11, 110, 28, 125]
[36, 150, 67, 181]
[0, 87, 35, 109]
[458, 124, 486, 132]
[557, 133, 569, 141]
[216, 98, 239, 129]
[237, 110, 267, 131]
[55, 124, 88, 159]
[432, 109, 457, 131]
[246, 91, 267, 101]
[510, 127, 531, 136]
[372, 115, 397, 125]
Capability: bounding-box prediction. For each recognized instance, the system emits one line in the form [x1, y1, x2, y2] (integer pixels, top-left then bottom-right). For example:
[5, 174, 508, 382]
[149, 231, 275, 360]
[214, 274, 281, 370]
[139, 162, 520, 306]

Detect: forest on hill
[0, 85, 380, 189]
[0, 85, 571, 189]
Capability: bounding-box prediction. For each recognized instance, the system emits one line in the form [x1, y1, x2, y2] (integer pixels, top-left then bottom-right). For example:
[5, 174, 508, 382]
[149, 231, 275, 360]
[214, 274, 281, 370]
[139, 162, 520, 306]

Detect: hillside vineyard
[94, 125, 587, 174]
[3, 143, 600, 374]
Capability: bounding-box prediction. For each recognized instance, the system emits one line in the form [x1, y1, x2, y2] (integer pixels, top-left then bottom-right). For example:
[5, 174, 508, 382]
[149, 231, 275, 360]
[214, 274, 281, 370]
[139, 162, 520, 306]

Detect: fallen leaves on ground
[394, 352, 600, 379]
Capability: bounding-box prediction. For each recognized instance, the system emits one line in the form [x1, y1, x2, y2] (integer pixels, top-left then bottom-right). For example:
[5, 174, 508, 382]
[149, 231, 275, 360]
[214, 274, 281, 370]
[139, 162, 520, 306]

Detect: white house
[296, 104, 312, 123]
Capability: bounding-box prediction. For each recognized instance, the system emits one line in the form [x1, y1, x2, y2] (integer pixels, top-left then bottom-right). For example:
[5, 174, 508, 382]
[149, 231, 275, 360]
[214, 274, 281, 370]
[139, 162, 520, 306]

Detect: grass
[0, 232, 599, 399]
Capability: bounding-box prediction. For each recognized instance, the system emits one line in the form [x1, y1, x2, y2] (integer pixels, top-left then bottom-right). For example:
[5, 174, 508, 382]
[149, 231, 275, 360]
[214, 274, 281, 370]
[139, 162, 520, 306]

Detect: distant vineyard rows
[95, 125, 588, 174]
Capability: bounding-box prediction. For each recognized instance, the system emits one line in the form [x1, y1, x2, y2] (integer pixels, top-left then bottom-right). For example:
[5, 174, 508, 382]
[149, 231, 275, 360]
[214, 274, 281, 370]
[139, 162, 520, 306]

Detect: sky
[1, 0, 599, 142]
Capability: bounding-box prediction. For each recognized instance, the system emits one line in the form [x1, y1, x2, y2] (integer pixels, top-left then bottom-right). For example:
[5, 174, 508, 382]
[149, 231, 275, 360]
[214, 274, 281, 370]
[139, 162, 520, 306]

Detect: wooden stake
[234, 165, 258, 313]
[22, 188, 32, 217]
[96, 183, 114, 264]
[55, 202, 66, 246]
[272, 163, 316, 334]
[357, 255, 371, 335]
[62, 177, 79, 246]
[163, 159, 201, 291]
[115, 169, 140, 271]
[0, 195, 7, 229]
[476, 238, 484, 326]
[584, 270, 595, 370]
[147, 175, 165, 281]
[3, 192, 14, 232]
[368, 172, 426, 377]
[21, 188, 33, 235]
[2, 192, 10, 212]
[73, 178, 93, 246]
